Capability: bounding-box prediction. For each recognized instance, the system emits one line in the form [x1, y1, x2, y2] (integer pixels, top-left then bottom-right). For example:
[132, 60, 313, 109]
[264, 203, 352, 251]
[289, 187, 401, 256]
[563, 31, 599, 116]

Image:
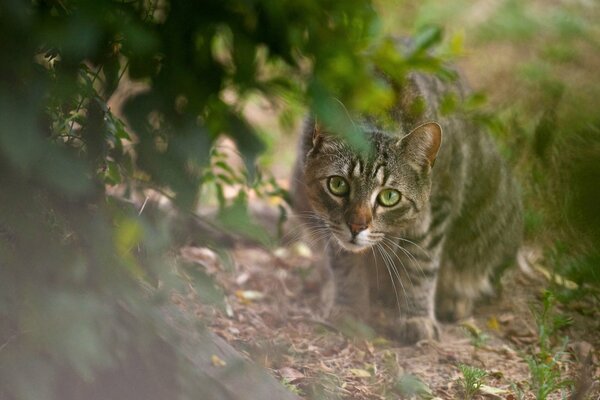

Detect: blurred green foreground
[0, 0, 598, 399]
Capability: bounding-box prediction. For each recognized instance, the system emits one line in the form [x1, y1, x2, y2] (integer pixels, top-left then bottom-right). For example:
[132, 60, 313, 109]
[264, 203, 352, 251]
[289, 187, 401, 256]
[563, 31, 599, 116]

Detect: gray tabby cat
[291, 70, 522, 344]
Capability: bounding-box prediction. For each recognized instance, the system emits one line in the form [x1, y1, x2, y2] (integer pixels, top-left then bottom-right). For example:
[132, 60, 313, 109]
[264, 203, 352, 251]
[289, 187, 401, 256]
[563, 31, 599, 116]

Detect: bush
[0, 1, 451, 398]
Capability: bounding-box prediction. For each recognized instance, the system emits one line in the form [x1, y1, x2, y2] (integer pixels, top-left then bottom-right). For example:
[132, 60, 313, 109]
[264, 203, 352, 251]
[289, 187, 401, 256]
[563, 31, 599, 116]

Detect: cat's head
[302, 120, 442, 253]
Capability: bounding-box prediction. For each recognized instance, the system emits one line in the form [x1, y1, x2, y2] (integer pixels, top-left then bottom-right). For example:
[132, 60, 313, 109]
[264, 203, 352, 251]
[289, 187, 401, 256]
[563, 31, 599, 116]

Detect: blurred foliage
[0, 0, 456, 398]
[3, 0, 598, 397]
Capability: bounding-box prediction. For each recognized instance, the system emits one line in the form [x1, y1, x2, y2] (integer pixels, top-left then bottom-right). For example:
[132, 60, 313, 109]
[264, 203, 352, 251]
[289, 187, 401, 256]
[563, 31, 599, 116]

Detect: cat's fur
[291, 70, 522, 343]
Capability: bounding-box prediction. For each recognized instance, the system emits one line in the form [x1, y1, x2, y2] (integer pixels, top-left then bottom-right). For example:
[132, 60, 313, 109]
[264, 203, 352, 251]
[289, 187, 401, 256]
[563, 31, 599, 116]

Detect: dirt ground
[175, 220, 600, 400]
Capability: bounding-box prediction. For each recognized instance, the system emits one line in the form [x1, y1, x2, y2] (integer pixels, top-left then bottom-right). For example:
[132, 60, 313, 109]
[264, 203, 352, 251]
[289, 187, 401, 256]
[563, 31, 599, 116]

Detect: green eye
[327, 176, 349, 196]
[377, 189, 401, 207]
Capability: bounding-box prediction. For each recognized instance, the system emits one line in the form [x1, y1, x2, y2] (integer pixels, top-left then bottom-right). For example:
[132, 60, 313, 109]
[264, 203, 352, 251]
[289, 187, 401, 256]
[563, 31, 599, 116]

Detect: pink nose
[348, 223, 368, 236]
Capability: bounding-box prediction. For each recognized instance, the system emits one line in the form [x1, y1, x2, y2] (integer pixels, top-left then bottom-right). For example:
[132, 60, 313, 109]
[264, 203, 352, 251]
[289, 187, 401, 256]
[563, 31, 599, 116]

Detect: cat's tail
[516, 245, 579, 290]
[516, 246, 536, 277]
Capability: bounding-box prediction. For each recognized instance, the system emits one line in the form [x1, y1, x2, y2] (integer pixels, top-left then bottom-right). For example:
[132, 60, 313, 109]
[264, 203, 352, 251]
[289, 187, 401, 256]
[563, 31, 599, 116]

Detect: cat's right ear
[398, 122, 442, 168]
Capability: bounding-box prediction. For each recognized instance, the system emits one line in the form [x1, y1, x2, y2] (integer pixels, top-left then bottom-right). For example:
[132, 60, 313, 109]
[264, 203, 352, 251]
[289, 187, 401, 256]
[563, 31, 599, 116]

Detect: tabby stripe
[405, 252, 431, 262]
[348, 159, 356, 178]
[426, 232, 444, 250]
[407, 266, 437, 278]
[411, 232, 428, 242]
[430, 197, 452, 213]
[429, 210, 449, 230]
[407, 198, 419, 212]
[393, 204, 412, 216]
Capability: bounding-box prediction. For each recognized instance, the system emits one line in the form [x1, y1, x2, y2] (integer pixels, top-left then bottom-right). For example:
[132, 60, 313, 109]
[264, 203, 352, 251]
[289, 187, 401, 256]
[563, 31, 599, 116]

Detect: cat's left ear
[312, 118, 324, 146]
[398, 122, 442, 168]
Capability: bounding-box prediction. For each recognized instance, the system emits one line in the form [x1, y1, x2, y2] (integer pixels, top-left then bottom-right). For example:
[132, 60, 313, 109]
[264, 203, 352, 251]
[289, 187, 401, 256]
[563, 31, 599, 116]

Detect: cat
[290, 69, 523, 344]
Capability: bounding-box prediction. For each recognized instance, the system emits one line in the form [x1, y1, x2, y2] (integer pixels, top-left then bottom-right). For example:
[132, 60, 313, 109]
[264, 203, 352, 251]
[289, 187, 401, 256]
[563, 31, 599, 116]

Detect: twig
[68, 64, 103, 136]
[138, 195, 149, 215]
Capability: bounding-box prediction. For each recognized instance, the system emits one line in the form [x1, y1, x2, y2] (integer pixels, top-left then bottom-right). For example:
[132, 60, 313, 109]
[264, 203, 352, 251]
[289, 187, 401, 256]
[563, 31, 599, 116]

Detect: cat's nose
[348, 222, 368, 236]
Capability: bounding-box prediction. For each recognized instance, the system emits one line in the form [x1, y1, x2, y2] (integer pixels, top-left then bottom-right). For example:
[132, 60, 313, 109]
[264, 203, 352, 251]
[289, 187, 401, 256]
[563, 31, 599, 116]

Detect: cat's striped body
[291, 71, 522, 343]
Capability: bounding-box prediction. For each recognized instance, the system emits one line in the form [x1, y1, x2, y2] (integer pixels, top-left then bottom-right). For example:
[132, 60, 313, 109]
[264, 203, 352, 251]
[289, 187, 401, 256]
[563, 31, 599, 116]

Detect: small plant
[509, 382, 526, 400]
[525, 345, 571, 400]
[524, 291, 573, 399]
[457, 363, 487, 400]
[461, 321, 490, 348]
[280, 378, 304, 396]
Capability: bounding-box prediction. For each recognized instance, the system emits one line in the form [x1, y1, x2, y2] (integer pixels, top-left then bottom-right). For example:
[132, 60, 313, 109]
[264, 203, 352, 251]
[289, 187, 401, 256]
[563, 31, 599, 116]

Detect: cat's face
[302, 122, 442, 253]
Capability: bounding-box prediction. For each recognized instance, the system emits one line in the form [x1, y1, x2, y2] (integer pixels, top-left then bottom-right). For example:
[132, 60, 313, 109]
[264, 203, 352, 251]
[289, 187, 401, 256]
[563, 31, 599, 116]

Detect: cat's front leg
[324, 247, 370, 323]
[385, 241, 441, 344]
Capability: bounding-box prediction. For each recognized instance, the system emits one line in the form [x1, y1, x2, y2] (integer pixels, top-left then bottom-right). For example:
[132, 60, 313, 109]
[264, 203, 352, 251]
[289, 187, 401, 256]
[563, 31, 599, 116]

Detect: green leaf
[105, 160, 122, 185]
[411, 25, 443, 55]
[394, 374, 434, 399]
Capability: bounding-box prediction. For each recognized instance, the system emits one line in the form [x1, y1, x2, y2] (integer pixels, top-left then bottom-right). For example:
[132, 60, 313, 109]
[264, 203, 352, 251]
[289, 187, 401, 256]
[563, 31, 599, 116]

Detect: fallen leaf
[460, 321, 482, 337]
[180, 247, 220, 273]
[394, 374, 434, 399]
[279, 367, 304, 383]
[211, 354, 226, 367]
[479, 384, 509, 399]
[293, 242, 312, 258]
[235, 290, 265, 303]
[224, 297, 234, 318]
[487, 316, 500, 331]
[273, 247, 289, 258]
[372, 337, 391, 347]
[349, 368, 371, 378]
[235, 271, 250, 286]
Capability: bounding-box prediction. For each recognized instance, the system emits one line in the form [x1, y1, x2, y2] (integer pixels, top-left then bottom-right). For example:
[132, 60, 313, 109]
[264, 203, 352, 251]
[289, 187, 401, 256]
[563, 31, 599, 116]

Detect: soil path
[178, 238, 599, 399]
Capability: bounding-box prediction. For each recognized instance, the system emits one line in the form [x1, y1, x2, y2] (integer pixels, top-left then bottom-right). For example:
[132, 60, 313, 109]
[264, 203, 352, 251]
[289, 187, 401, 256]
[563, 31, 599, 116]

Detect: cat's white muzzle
[334, 229, 374, 253]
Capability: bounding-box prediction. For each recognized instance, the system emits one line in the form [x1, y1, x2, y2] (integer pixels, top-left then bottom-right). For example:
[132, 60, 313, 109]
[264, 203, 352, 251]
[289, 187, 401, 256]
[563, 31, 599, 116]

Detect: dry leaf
[279, 367, 304, 383]
[479, 384, 509, 398]
[293, 242, 312, 258]
[211, 354, 226, 367]
[460, 321, 482, 337]
[235, 272, 250, 286]
[180, 246, 220, 273]
[487, 316, 500, 331]
[350, 368, 371, 378]
[235, 290, 265, 303]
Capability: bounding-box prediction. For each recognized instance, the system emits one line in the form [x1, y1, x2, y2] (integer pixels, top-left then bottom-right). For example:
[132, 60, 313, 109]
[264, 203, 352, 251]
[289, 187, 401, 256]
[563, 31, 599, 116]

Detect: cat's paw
[435, 293, 473, 322]
[393, 316, 440, 344]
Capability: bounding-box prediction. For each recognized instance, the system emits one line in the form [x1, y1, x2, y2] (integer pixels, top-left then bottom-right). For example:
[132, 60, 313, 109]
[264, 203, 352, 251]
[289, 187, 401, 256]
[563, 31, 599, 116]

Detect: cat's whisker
[386, 235, 430, 257]
[375, 243, 402, 316]
[381, 237, 427, 280]
[384, 246, 412, 315]
[281, 225, 324, 245]
[303, 229, 333, 247]
[290, 221, 333, 247]
[379, 239, 417, 298]
[377, 242, 410, 310]
[281, 214, 331, 242]
[371, 246, 380, 291]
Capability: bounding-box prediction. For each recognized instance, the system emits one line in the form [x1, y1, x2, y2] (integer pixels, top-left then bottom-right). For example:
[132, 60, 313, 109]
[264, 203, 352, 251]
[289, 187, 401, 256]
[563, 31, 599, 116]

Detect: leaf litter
[178, 236, 600, 399]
